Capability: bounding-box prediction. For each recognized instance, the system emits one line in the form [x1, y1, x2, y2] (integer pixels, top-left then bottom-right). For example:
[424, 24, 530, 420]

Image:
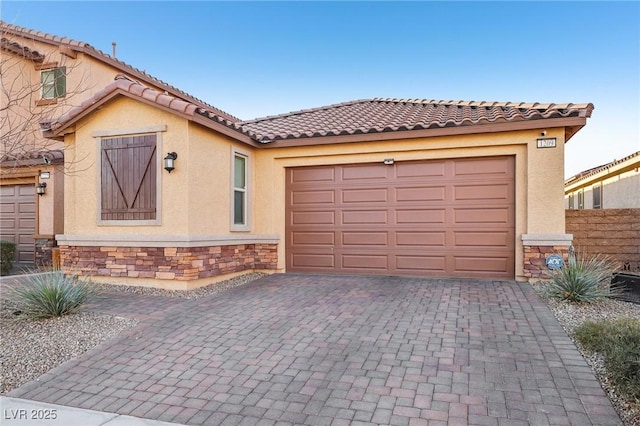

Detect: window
[41, 67, 66, 99]
[593, 183, 602, 209]
[100, 134, 157, 222]
[568, 194, 574, 209]
[577, 189, 584, 210]
[231, 149, 250, 230]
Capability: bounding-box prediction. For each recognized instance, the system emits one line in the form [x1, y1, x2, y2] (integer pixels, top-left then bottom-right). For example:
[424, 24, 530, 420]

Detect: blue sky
[3, 1, 639, 178]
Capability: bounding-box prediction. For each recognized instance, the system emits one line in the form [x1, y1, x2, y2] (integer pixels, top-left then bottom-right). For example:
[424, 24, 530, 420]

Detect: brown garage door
[0, 184, 36, 264]
[285, 156, 515, 278]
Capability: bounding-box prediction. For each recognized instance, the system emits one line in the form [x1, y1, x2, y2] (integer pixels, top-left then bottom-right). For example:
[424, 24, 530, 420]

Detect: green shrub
[8, 270, 95, 319]
[574, 318, 640, 400]
[545, 252, 621, 303]
[0, 240, 16, 275]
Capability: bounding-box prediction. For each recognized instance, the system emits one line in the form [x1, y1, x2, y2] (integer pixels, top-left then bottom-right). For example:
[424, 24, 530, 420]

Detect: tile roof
[0, 149, 64, 166]
[46, 75, 254, 144]
[8, 22, 593, 146]
[0, 20, 238, 122]
[239, 98, 594, 142]
[0, 36, 45, 62]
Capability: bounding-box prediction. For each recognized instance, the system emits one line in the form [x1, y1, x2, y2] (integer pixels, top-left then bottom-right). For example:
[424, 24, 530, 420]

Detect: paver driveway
[9, 274, 621, 425]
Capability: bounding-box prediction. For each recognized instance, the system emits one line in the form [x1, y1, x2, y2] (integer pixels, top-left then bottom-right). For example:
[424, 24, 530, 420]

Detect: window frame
[230, 147, 251, 231]
[568, 193, 574, 209]
[592, 183, 602, 209]
[577, 189, 584, 210]
[40, 67, 66, 100]
[94, 126, 165, 226]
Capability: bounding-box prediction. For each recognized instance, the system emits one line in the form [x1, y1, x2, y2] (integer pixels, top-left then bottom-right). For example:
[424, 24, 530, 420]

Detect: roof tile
[238, 98, 594, 142]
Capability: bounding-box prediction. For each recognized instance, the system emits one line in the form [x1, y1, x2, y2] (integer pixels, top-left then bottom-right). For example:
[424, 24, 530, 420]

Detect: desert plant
[545, 252, 621, 303]
[574, 318, 640, 400]
[0, 240, 16, 275]
[8, 270, 95, 319]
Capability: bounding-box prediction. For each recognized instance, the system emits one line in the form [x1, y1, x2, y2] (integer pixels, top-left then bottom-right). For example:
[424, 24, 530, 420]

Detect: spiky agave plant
[9, 269, 95, 319]
[545, 252, 621, 303]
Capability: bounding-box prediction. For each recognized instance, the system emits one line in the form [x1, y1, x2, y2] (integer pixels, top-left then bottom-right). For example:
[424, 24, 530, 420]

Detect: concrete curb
[0, 397, 185, 426]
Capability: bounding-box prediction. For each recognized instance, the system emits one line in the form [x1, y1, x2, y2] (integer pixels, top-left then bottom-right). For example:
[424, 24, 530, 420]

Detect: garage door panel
[396, 161, 445, 178]
[292, 190, 334, 205]
[292, 232, 335, 245]
[342, 164, 387, 180]
[454, 157, 512, 177]
[453, 256, 512, 274]
[396, 186, 446, 202]
[291, 253, 335, 268]
[342, 254, 388, 269]
[1, 186, 17, 196]
[1, 218, 17, 228]
[342, 188, 388, 203]
[291, 211, 335, 225]
[454, 207, 511, 224]
[454, 184, 511, 201]
[342, 232, 387, 246]
[396, 209, 446, 224]
[342, 210, 387, 224]
[396, 255, 446, 271]
[1, 203, 17, 214]
[291, 167, 335, 183]
[286, 157, 514, 278]
[396, 231, 445, 247]
[454, 231, 511, 247]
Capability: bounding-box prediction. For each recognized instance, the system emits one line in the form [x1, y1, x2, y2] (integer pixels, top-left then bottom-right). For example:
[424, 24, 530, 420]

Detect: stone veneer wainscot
[59, 243, 277, 281]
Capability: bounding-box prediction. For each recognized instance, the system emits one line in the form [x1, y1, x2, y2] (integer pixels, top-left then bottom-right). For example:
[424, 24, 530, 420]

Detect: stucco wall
[565, 169, 640, 209]
[63, 97, 189, 235]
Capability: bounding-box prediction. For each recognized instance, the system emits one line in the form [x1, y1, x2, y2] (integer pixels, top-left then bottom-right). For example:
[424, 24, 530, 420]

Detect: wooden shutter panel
[101, 135, 157, 220]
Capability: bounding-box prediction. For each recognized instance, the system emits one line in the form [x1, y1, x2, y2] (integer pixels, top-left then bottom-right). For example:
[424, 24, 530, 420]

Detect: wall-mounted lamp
[163, 152, 178, 173]
[36, 182, 47, 196]
[383, 158, 395, 165]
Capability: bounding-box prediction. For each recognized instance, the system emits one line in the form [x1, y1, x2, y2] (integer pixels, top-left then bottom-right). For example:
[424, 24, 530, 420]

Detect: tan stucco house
[2, 22, 595, 287]
[1, 21, 231, 266]
[36, 70, 594, 288]
[565, 150, 640, 209]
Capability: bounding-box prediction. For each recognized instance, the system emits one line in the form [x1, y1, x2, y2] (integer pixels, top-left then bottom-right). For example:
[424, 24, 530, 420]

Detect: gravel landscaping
[1, 274, 638, 425]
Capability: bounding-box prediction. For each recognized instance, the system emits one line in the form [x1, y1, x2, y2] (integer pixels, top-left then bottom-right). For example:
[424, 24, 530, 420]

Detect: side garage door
[0, 184, 36, 264]
[285, 156, 515, 279]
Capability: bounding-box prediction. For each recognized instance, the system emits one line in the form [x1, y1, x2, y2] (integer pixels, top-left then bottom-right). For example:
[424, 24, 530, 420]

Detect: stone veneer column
[521, 234, 573, 280]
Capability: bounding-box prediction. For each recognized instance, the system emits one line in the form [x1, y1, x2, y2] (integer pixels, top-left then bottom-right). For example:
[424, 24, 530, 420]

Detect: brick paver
[8, 274, 621, 425]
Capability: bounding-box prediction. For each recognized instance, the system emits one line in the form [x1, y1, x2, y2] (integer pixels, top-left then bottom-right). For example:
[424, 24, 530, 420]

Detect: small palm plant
[545, 251, 621, 303]
[8, 269, 95, 319]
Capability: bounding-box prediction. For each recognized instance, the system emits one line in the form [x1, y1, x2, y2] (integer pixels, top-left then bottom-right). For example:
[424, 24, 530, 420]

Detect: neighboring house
[39, 70, 594, 287]
[0, 21, 235, 266]
[565, 151, 640, 209]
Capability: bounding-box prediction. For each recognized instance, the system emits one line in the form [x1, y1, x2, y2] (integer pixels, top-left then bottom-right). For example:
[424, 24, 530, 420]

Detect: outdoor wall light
[383, 158, 395, 165]
[164, 152, 178, 173]
[36, 182, 47, 196]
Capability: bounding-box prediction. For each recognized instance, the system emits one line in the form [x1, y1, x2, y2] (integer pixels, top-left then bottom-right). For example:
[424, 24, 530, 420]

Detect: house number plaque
[537, 138, 557, 148]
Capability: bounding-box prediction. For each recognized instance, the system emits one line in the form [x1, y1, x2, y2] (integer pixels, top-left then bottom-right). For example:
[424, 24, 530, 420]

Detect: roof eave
[258, 116, 589, 148]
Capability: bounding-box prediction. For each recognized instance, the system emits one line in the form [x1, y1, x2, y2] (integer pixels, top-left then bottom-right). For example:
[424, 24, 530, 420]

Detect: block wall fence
[565, 208, 640, 273]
